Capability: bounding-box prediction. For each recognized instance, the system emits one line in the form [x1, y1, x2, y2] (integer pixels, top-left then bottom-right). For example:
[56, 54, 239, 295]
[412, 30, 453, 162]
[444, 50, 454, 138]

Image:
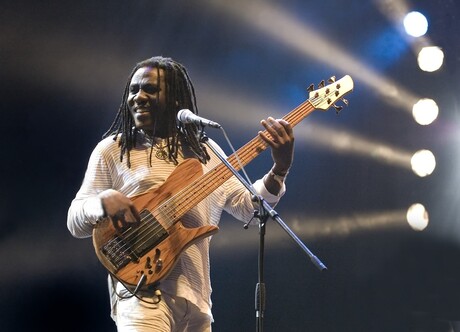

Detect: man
[67, 56, 294, 331]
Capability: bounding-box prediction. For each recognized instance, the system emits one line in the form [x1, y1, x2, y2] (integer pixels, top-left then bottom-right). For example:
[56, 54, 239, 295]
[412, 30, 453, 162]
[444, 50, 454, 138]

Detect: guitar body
[92, 158, 219, 288]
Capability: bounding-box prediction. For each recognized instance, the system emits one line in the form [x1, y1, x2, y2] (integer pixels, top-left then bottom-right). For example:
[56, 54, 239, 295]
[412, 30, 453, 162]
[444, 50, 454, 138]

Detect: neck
[141, 128, 168, 139]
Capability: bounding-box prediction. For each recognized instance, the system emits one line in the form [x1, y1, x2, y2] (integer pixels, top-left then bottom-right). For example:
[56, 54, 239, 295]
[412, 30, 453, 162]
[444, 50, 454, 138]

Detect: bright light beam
[201, 0, 421, 114]
[298, 122, 413, 169]
[289, 209, 411, 240]
[212, 209, 412, 252]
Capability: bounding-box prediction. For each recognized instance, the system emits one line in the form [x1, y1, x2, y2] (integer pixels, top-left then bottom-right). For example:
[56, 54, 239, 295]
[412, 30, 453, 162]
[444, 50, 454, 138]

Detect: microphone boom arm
[201, 135, 327, 271]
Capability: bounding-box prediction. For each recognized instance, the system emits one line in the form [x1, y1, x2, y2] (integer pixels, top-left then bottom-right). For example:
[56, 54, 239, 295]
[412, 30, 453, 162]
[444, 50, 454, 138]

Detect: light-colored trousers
[114, 291, 212, 332]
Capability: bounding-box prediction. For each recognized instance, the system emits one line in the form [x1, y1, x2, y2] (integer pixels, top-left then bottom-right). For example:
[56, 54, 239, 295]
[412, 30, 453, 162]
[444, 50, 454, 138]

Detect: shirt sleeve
[67, 141, 113, 238]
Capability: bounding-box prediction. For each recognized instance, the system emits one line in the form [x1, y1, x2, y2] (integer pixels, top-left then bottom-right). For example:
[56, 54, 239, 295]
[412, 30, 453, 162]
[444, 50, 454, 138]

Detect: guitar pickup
[101, 210, 168, 271]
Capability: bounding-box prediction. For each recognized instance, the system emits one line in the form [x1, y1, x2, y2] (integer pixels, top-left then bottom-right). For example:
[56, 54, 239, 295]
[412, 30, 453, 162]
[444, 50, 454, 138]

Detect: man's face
[127, 66, 167, 133]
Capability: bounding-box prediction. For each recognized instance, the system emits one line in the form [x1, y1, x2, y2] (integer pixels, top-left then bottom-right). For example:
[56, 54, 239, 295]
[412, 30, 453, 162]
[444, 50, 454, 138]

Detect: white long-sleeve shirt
[67, 132, 285, 319]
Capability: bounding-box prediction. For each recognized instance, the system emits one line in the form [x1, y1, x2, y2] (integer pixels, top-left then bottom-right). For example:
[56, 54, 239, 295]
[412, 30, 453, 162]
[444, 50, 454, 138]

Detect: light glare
[412, 98, 439, 125]
[403, 11, 428, 37]
[411, 149, 436, 177]
[418, 46, 444, 72]
[406, 203, 429, 231]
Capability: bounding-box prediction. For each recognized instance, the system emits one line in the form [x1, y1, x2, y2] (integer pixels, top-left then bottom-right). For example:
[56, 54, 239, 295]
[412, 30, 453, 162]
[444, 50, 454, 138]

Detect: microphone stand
[201, 134, 327, 332]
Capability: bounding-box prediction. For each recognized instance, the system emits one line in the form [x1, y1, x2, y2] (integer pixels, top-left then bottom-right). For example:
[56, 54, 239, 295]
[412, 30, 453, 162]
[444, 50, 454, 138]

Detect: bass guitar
[92, 75, 354, 289]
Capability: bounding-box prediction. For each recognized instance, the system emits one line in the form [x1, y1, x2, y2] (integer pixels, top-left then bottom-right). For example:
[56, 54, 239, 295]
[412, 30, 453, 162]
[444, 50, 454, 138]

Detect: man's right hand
[98, 189, 141, 229]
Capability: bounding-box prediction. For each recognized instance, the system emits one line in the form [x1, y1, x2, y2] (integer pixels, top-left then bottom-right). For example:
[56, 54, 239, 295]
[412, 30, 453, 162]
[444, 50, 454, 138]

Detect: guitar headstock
[308, 75, 354, 113]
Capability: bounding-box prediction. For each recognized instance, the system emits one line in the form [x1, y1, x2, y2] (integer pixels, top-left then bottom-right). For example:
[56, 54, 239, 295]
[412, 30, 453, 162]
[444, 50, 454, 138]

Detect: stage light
[403, 11, 428, 37]
[411, 149, 436, 177]
[406, 203, 429, 231]
[412, 98, 439, 125]
[417, 46, 444, 72]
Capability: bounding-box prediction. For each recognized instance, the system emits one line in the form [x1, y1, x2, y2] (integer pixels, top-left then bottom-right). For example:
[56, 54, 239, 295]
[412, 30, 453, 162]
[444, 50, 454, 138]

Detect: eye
[143, 84, 160, 94]
[129, 84, 139, 94]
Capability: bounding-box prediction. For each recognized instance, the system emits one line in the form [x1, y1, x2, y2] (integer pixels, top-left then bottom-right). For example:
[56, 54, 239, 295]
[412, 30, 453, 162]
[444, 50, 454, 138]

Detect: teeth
[136, 107, 150, 113]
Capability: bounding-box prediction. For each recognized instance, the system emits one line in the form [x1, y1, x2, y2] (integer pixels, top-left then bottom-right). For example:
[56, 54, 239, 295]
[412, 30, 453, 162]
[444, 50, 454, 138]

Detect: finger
[261, 117, 286, 141]
[277, 119, 294, 138]
[125, 212, 138, 224]
[258, 130, 277, 148]
[130, 205, 141, 222]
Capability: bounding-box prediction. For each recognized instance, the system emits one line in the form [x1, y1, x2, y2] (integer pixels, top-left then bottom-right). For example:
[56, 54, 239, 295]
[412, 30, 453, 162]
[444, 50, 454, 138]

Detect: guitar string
[102, 211, 164, 263]
[105, 99, 318, 266]
[107, 155, 237, 266]
[106, 161, 232, 266]
[105, 98, 318, 266]
[107, 79, 350, 267]
[104, 94, 329, 267]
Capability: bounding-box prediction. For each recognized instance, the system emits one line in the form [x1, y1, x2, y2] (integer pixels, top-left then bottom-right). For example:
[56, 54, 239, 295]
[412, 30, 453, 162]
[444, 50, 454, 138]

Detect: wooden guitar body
[93, 158, 219, 287]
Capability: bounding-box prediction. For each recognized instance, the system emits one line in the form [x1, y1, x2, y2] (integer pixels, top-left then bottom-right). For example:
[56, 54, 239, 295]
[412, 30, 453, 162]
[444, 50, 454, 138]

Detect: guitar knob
[145, 257, 152, 269]
[155, 258, 163, 272]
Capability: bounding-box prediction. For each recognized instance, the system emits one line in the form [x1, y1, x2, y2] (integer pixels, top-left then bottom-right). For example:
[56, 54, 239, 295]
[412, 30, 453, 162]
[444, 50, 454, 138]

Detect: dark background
[2, 0, 460, 331]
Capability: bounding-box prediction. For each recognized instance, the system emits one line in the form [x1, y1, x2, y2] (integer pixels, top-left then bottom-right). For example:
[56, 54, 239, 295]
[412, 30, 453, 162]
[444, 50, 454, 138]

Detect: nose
[133, 89, 148, 104]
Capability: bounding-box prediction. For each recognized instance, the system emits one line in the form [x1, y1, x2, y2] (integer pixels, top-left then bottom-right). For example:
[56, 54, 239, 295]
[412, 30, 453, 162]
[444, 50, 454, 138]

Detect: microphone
[177, 109, 221, 128]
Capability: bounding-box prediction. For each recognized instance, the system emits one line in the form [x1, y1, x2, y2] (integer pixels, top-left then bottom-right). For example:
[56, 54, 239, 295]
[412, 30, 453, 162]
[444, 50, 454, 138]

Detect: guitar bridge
[100, 209, 168, 271]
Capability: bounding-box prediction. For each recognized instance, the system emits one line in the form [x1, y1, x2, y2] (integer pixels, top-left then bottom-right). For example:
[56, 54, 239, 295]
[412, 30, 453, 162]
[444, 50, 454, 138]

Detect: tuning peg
[332, 104, 343, 114]
[341, 98, 349, 106]
[328, 76, 336, 83]
[307, 83, 314, 92]
[318, 80, 325, 88]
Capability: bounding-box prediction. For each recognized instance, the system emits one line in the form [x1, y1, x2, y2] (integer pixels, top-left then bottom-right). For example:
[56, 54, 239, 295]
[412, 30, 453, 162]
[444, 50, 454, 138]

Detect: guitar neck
[227, 99, 315, 170]
[160, 99, 316, 220]
[155, 74, 354, 223]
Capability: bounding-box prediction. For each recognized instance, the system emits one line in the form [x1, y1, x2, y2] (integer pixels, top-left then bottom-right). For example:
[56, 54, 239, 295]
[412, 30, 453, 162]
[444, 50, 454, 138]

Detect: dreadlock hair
[103, 56, 210, 167]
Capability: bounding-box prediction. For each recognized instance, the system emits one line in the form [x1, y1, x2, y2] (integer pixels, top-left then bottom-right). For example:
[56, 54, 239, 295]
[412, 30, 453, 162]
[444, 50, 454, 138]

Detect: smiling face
[127, 66, 167, 136]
